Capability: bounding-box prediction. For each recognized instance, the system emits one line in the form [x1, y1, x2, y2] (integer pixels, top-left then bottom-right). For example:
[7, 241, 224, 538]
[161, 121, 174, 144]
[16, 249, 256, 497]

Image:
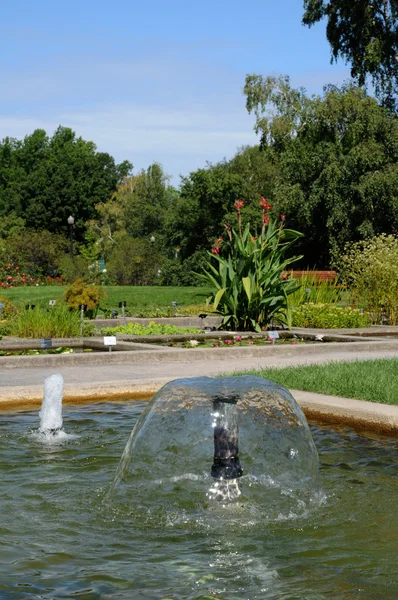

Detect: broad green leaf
[213, 288, 226, 310]
[242, 276, 252, 302]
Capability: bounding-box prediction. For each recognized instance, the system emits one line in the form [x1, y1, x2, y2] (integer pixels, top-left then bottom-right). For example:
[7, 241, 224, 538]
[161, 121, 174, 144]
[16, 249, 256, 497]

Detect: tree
[0, 127, 132, 238]
[165, 146, 277, 259]
[302, 0, 398, 109]
[244, 75, 398, 265]
[117, 163, 174, 239]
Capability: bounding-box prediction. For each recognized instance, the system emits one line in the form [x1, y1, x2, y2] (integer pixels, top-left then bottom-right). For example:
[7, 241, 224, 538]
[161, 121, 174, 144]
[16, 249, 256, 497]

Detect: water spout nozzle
[211, 393, 243, 481]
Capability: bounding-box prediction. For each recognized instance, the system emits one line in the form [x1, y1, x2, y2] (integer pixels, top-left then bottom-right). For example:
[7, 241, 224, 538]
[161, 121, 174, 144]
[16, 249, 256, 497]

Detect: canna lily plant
[199, 198, 303, 331]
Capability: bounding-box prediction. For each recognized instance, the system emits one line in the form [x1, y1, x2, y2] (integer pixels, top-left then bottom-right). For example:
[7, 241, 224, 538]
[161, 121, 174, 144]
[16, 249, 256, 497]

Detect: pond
[1, 401, 397, 599]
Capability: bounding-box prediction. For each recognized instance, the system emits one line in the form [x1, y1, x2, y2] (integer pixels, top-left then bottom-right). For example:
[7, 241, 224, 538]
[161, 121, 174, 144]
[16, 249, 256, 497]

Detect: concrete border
[1, 338, 398, 368]
[1, 377, 397, 436]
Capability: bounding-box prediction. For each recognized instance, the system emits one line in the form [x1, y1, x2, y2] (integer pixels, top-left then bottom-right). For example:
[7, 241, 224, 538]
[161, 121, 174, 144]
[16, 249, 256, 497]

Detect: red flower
[260, 196, 272, 211]
[211, 247, 220, 255]
[280, 214, 285, 222]
[234, 200, 244, 211]
[262, 214, 270, 225]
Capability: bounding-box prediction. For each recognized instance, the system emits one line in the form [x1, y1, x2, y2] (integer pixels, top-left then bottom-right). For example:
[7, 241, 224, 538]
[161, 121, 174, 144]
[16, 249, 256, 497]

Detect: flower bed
[0, 264, 64, 288]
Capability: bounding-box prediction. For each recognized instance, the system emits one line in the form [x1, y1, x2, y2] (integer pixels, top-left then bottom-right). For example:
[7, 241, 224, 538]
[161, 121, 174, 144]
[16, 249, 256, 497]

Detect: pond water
[0, 401, 397, 599]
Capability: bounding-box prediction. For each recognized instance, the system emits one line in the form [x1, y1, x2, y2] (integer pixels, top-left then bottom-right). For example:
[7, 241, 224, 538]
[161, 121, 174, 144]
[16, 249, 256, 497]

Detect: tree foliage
[244, 75, 398, 265]
[165, 146, 276, 259]
[302, 0, 398, 109]
[0, 127, 132, 238]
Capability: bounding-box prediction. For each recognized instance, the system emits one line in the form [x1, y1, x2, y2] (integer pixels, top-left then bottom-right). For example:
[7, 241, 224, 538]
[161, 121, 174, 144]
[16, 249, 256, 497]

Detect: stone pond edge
[1, 377, 397, 437]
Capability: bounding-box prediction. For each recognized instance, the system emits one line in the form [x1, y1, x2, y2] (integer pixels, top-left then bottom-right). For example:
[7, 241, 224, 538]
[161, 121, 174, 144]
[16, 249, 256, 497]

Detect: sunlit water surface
[0, 401, 397, 599]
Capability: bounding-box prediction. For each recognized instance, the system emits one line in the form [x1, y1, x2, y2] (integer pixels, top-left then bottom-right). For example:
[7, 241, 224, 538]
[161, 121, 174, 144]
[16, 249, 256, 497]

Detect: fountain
[111, 376, 320, 518]
[0, 375, 396, 598]
[38, 373, 64, 433]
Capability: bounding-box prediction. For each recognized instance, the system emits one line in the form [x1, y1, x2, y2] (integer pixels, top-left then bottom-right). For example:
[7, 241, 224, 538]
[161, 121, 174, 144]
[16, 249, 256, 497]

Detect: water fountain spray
[208, 393, 243, 502]
[39, 374, 64, 434]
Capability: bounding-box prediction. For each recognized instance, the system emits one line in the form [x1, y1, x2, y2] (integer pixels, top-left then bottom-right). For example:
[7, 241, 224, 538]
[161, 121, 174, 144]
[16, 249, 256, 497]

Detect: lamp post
[67, 215, 74, 259]
[150, 236, 156, 285]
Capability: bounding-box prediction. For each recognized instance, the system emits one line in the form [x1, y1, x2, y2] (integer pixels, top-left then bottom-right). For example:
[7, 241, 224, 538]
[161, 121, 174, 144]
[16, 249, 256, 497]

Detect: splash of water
[39, 374, 64, 433]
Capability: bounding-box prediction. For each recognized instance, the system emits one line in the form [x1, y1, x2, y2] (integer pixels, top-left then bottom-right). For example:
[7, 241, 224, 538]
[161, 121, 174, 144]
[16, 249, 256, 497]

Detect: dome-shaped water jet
[110, 376, 320, 520]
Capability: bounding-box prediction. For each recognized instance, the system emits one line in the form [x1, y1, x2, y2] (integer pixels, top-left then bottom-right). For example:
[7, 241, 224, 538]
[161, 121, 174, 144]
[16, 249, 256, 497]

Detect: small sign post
[267, 330, 279, 345]
[79, 304, 87, 337]
[49, 300, 56, 307]
[40, 338, 52, 353]
[104, 335, 117, 353]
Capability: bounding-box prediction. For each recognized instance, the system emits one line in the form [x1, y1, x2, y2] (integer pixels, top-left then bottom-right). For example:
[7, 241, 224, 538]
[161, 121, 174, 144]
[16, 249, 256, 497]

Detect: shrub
[0, 263, 64, 288]
[2, 230, 68, 277]
[63, 279, 106, 315]
[8, 305, 95, 338]
[58, 255, 97, 283]
[291, 303, 371, 329]
[107, 238, 161, 285]
[179, 304, 217, 316]
[199, 198, 303, 331]
[0, 297, 18, 320]
[336, 234, 398, 325]
[159, 251, 209, 286]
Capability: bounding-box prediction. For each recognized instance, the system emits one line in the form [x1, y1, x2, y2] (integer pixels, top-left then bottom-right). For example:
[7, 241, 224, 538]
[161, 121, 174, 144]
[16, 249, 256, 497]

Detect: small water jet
[38, 373, 64, 434]
[111, 376, 320, 519]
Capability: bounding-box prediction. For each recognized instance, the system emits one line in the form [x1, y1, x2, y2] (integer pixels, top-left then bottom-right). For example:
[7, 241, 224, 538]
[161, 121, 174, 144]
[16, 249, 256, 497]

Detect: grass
[232, 359, 398, 405]
[0, 286, 211, 312]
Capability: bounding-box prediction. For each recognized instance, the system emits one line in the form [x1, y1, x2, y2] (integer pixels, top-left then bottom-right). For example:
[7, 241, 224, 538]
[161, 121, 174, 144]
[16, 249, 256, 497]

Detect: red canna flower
[280, 214, 285, 222]
[262, 214, 270, 225]
[260, 196, 272, 211]
[234, 200, 244, 211]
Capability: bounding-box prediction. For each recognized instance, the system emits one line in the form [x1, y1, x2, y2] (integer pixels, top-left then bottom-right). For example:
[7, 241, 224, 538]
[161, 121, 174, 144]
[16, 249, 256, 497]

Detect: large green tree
[0, 127, 132, 238]
[244, 74, 398, 265]
[303, 0, 398, 109]
[116, 163, 175, 240]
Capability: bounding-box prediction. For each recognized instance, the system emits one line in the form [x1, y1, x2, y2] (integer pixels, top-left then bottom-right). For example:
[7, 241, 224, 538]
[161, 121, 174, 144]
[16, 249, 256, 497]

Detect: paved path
[1, 346, 398, 396]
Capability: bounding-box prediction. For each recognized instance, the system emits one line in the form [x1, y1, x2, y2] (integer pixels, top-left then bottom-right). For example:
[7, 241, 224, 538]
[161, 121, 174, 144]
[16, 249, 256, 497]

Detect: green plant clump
[200, 199, 303, 331]
[8, 305, 95, 339]
[288, 273, 343, 307]
[63, 279, 106, 316]
[292, 303, 371, 329]
[337, 234, 398, 325]
[0, 297, 18, 320]
[100, 321, 201, 336]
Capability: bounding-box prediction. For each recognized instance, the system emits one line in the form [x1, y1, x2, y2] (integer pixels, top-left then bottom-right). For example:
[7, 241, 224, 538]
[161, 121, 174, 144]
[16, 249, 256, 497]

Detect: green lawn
[0, 285, 211, 312]
[233, 359, 398, 405]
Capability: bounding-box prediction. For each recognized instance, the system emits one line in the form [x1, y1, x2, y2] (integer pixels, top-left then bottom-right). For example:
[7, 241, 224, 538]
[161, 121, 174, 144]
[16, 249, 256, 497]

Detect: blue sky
[0, 0, 349, 182]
